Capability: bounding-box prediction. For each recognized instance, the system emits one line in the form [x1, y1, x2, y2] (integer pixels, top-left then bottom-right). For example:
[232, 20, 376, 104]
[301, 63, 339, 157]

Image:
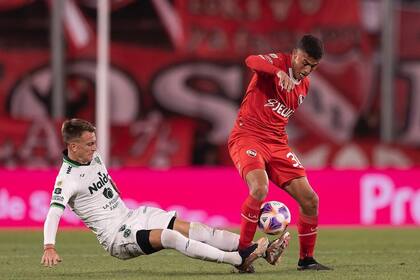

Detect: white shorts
[109, 206, 177, 260]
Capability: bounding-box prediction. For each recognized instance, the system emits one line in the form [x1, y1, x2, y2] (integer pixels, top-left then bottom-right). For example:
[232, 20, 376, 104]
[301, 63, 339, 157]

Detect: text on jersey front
[264, 99, 294, 118]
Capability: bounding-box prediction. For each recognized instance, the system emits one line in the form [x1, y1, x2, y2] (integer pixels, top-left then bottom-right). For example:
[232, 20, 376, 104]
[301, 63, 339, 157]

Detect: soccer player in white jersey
[41, 118, 282, 273]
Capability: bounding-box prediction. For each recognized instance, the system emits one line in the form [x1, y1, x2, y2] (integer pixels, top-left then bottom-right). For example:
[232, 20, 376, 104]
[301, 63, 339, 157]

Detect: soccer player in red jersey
[229, 35, 331, 271]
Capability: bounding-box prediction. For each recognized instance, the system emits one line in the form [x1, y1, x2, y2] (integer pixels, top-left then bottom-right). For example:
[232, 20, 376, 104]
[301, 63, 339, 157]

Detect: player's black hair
[296, 34, 324, 60]
[61, 118, 96, 144]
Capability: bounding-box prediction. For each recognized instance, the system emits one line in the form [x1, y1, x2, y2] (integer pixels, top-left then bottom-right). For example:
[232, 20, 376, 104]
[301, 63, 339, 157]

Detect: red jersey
[231, 53, 309, 141]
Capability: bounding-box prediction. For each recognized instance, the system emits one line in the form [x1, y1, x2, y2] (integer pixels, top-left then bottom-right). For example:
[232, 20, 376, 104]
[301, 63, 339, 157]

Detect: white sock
[189, 222, 239, 251]
[161, 229, 241, 265]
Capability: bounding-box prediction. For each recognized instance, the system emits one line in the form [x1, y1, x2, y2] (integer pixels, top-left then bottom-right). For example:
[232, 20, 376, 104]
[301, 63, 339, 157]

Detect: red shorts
[228, 133, 306, 188]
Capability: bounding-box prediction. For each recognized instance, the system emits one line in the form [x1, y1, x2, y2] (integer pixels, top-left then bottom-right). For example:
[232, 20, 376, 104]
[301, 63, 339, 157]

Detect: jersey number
[287, 152, 303, 168]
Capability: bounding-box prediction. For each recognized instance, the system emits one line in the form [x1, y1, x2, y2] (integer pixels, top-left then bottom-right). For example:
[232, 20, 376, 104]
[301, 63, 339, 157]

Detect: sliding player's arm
[41, 206, 64, 267]
[245, 53, 294, 92]
[41, 178, 75, 267]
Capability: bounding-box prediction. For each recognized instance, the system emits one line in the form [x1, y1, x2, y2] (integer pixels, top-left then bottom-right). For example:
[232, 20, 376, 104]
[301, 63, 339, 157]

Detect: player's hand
[41, 245, 62, 267]
[276, 70, 294, 92]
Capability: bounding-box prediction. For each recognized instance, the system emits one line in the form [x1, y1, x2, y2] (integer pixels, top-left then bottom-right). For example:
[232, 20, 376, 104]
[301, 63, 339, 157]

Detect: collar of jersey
[62, 149, 91, 167]
[288, 68, 301, 85]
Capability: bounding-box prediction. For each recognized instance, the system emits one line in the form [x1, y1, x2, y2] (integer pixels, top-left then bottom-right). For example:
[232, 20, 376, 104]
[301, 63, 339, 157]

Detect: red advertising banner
[1, 168, 420, 228]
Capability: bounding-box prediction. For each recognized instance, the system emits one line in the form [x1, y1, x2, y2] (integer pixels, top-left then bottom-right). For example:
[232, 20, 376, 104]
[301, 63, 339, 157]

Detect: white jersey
[50, 151, 130, 250]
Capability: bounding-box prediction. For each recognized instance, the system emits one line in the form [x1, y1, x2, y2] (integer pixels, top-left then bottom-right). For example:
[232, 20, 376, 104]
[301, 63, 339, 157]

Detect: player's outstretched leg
[264, 231, 291, 265]
[160, 229, 240, 265]
[159, 228, 268, 272]
[188, 222, 239, 251]
[187, 222, 281, 273]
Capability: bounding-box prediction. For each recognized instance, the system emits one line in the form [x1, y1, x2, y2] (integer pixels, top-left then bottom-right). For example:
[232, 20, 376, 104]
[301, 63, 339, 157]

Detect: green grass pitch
[0, 228, 419, 280]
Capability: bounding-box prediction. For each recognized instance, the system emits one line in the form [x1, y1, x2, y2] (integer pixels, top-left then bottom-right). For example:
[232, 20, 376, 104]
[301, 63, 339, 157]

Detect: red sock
[238, 195, 263, 250]
[297, 213, 318, 259]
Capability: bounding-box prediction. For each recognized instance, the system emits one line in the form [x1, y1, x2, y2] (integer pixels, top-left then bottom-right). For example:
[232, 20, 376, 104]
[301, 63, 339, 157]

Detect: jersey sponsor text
[88, 172, 111, 195]
[264, 99, 294, 118]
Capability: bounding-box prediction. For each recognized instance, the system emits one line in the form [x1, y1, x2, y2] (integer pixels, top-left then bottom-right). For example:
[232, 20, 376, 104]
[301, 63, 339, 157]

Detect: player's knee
[245, 171, 268, 200]
[250, 184, 268, 201]
[302, 192, 319, 214]
[173, 219, 190, 237]
[161, 229, 182, 249]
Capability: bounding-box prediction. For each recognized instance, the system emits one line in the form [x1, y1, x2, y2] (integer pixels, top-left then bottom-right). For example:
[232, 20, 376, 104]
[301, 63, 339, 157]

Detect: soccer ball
[258, 201, 291, 235]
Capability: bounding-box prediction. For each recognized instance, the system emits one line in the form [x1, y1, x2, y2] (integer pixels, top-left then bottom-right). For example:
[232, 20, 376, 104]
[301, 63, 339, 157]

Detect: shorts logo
[119, 224, 126, 232]
[246, 149, 257, 157]
[123, 228, 131, 238]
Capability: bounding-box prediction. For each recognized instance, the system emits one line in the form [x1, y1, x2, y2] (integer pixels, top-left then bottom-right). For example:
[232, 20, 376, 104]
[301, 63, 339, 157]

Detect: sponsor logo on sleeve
[94, 156, 102, 165]
[54, 188, 62, 194]
[52, 195, 64, 202]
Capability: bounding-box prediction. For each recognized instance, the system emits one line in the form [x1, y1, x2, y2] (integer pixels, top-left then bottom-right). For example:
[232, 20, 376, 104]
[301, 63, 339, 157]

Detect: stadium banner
[3, 0, 410, 171]
[175, 0, 363, 56]
[1, 1, 420, 170]
[1, 168, 419, 228]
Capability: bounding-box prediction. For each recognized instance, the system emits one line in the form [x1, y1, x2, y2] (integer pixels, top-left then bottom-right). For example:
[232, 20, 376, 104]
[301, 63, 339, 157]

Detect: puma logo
[248, 213, 259, 219]
[241, 213, 259, 222]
